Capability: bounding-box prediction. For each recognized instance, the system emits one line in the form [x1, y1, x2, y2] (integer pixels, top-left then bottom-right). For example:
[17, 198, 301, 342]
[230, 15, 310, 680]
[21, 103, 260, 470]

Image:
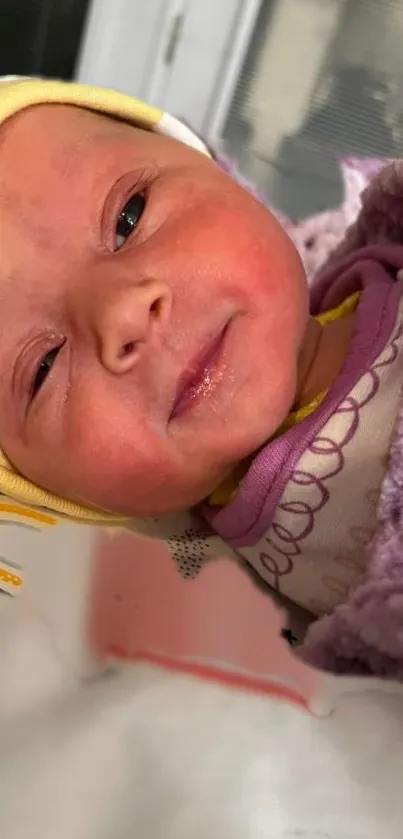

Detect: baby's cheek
[221, 199, 307, 324]
[77, 428, 152, 504]
[67, 403, 194, 515]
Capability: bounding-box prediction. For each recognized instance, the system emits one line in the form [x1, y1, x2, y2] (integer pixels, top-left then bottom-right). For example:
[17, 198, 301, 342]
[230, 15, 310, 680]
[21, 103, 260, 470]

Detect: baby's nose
[98, 280, 171, 374]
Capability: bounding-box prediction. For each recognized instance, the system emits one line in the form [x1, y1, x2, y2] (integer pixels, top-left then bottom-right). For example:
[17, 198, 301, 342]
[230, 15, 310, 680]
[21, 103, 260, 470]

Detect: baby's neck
[295, 311, 356, 410]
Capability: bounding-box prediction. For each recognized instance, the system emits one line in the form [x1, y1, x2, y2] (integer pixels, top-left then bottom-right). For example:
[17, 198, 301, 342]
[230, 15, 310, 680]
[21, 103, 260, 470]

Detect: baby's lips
[88, 530, 320, 709]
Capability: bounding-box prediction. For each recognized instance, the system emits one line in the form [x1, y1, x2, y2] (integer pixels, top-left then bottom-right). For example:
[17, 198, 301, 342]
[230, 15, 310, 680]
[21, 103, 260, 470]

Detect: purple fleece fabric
[300, 161, 403, 677]
[217, 151, 403, 677]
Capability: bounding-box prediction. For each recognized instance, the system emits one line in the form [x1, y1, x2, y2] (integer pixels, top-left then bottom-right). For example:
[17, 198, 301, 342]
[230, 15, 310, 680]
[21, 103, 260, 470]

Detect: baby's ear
[127, 508, 238, 579]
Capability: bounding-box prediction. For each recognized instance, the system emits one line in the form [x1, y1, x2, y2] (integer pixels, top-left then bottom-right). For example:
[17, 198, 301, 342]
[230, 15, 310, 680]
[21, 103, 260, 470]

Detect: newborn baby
[1, 77, 403, 677]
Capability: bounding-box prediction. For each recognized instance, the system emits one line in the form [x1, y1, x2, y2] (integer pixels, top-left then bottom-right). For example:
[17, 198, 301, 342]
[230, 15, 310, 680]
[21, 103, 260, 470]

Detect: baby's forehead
[0, 103, 204, 202]
[0, 104, 151, 200]
[0, 106, 137, 242]
[1, 102, 128, 150]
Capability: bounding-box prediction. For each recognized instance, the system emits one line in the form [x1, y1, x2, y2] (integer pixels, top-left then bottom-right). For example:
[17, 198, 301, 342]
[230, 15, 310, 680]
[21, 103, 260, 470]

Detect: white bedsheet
[0, 512, 403, 838]
[1, 620, 403, 839]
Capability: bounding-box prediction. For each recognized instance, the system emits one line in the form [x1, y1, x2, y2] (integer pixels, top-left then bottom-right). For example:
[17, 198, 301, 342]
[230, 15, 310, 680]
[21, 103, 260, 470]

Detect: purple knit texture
[300, 160, 403, 678]
[218, 150, 403, 678]
[301, 408, 403, 678]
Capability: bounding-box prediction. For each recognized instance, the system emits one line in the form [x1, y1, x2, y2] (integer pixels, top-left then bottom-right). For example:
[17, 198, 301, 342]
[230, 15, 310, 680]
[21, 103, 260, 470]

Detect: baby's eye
[114, 193, 146, 251]
[31, 347, 61, 399]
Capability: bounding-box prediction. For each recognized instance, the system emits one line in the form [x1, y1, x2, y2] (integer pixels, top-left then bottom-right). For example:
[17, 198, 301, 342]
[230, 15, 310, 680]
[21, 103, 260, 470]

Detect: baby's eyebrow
[58, 122, 137, 192]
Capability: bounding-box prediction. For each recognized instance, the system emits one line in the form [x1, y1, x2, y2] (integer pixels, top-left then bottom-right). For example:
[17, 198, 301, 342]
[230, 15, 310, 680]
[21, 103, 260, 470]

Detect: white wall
[76, 0, 256, 138]
[156, 0, 258, 136]
[76, 0, 170, 101]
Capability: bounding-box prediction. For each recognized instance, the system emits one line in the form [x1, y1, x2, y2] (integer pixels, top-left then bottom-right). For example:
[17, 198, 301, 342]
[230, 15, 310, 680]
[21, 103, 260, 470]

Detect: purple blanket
[219, 151, 403, 677]
[301, 161, 403, 676]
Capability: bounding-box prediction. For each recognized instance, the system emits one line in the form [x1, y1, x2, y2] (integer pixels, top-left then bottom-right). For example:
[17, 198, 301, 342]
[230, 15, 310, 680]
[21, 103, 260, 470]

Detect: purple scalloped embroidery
[258, 321, 403, 590]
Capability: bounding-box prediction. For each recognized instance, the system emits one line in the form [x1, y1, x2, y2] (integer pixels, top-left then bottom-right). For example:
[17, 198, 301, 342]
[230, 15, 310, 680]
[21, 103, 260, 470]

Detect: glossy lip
[170, 325, 229, 419]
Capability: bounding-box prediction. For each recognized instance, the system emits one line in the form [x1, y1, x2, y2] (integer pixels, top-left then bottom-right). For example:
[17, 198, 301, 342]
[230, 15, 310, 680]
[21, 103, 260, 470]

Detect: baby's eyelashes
[31, 345, 62, 400]
[114, 192, 146, 251]
[25, 190, 147, 403]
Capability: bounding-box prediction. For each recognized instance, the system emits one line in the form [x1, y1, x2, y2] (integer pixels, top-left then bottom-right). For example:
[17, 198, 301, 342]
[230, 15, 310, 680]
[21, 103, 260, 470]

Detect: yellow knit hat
[0, 76, 211, 525]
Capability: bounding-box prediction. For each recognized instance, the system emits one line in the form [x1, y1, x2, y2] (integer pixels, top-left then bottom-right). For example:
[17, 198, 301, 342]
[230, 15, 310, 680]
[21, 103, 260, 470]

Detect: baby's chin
[72, 370, 298, 520]
[123, 474, 230, 518]
[75, 423, 272, 518]
[122, 425, 288, 518]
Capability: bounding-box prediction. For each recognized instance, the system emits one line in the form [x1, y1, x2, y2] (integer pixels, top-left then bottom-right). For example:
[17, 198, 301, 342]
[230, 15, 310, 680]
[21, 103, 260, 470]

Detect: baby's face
[0, 104, 307, 516]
